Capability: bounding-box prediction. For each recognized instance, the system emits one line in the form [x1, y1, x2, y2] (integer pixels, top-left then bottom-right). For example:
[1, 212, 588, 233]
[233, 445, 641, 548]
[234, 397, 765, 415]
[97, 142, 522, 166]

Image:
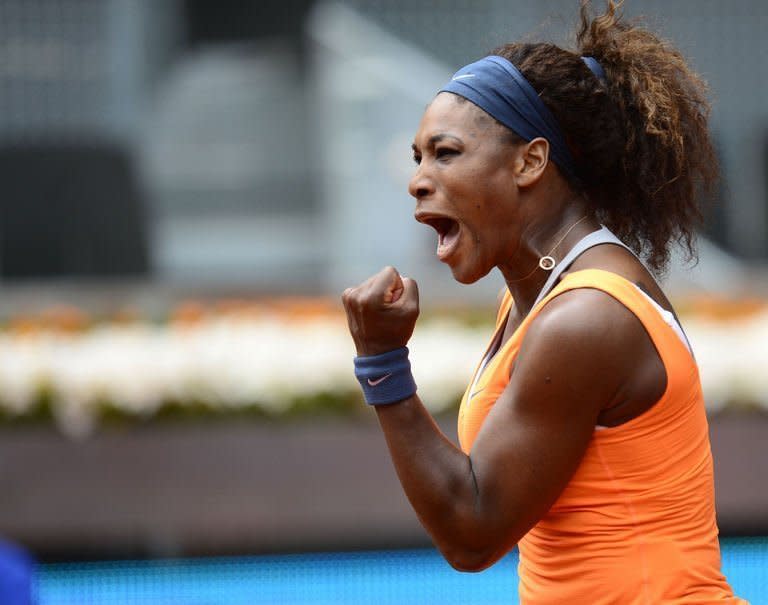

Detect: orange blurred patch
[682, 295, 768, 320]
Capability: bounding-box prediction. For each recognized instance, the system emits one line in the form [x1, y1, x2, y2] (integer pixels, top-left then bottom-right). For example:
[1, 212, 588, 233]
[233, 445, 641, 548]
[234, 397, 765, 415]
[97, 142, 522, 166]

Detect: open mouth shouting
[415, 213, 462, 261]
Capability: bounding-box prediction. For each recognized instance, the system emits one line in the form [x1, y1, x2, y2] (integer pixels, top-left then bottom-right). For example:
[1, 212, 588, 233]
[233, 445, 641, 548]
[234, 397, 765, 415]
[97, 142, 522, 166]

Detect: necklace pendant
[539, 256, 556, 271]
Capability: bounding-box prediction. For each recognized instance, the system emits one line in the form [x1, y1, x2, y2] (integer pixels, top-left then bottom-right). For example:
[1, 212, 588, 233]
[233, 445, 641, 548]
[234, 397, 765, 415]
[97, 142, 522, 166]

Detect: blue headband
[439, 55, 606, 182]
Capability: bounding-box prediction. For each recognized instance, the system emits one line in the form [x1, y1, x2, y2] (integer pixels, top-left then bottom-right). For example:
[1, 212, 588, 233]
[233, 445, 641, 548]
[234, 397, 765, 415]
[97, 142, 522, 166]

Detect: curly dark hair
[490, 0, 717, 273]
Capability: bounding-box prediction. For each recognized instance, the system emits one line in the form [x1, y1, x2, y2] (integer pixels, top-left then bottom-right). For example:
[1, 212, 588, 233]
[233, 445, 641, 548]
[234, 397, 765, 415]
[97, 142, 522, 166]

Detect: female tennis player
[342, 1, 746, 602]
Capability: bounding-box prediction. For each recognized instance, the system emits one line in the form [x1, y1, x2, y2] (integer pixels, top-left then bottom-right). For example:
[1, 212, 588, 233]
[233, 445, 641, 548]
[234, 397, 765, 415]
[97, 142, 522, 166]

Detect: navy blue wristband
[353, 346, 417, 406]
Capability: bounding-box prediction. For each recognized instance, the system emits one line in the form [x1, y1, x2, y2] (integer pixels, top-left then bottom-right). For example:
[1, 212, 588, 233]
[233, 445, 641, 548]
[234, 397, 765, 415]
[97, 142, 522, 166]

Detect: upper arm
[466, 288, 658, 563]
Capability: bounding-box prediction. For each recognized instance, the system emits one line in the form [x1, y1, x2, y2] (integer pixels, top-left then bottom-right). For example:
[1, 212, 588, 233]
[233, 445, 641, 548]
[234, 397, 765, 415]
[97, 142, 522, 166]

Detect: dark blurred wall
[0, 1, 161, 279]
[183, 0, 314, 47]
[0, 144, 149, 278]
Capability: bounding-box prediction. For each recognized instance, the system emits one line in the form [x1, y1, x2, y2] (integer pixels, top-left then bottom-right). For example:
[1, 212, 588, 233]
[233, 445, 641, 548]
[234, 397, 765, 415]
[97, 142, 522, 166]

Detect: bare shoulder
[524, 286, 643, 350]
[509, 286, 664, 420]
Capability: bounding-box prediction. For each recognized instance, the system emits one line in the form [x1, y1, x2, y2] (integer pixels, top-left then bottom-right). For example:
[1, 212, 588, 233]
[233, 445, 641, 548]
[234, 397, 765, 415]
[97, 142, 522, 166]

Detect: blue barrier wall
[37, 537, 766, 604]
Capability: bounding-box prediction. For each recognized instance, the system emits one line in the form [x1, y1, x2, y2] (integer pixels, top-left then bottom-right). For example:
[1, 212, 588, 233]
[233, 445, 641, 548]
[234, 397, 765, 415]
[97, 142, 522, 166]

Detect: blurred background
[0, 0, 766, 603]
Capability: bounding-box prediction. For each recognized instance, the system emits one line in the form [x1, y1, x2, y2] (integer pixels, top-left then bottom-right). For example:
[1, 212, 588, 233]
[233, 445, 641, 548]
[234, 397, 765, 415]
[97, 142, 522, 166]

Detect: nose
[408, 165, 434, 200]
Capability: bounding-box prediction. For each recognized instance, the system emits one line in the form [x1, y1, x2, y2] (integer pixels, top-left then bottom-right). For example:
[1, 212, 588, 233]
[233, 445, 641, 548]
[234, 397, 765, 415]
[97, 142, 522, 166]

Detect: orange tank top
[458, 269, 746, 604]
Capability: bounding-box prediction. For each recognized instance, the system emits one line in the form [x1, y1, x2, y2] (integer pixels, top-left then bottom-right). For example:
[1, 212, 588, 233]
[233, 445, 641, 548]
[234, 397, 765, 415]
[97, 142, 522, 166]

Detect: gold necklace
[510, 215, 588, 282]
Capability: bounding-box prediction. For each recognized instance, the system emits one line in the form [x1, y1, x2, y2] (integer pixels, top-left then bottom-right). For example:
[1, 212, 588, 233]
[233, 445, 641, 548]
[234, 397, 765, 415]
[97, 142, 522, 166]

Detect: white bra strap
[530, 226, 694, 357]
[531, 226, 635, 310]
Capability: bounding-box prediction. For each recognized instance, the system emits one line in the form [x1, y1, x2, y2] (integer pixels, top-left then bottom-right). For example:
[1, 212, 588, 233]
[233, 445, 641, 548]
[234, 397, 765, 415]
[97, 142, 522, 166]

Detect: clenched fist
[341, 266, 420, 356]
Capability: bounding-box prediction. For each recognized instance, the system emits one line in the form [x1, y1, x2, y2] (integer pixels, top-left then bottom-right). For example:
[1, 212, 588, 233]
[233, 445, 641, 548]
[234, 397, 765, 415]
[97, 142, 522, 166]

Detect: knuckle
[342, 287, 357, 304]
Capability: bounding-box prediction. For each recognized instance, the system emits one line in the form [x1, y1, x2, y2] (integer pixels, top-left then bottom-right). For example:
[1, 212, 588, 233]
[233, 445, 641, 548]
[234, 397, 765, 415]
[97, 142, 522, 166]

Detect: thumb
[399, 276, 419, 308]
[383, 267, 405, 304]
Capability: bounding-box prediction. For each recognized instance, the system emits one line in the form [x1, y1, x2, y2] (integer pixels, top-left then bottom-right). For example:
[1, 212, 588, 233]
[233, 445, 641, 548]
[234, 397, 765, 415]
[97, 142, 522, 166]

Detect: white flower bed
[0, 308, 766, 436]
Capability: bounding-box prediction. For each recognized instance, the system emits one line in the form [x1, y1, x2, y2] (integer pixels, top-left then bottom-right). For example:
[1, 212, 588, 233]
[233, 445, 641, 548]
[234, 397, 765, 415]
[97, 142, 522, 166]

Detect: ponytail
[491, 0, 717, 273]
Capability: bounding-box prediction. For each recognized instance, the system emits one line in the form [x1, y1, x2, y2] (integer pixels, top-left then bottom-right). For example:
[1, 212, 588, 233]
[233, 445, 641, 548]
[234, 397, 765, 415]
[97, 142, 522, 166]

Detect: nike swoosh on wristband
[367, 373, 393, 387]
[452, 73, 475, 80]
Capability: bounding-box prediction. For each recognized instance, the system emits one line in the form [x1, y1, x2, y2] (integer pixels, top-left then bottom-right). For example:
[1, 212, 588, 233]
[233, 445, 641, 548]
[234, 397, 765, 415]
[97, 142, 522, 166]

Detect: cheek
[463, 194, 503, 233]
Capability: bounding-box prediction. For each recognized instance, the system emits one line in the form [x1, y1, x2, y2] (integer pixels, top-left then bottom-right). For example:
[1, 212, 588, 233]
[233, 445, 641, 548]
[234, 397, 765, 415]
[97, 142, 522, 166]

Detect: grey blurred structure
[0, 0, 766, 303]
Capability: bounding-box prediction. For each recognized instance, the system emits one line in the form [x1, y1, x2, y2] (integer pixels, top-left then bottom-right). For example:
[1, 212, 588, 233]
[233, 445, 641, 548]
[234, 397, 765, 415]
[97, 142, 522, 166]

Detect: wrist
[353, 347, 417, 406]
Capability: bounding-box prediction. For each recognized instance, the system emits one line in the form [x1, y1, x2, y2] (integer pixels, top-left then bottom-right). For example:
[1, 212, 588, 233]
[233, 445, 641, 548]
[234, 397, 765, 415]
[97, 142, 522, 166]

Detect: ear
[514, 137, 549, 187]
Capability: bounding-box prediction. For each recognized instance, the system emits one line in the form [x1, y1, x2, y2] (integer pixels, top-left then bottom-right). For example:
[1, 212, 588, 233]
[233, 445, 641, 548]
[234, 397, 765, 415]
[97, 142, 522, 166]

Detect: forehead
[415, 92, 502, 143]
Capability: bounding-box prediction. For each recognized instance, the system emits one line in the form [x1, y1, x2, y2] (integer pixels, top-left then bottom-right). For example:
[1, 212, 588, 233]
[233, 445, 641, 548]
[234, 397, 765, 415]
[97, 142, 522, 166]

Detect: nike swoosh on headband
[367, 373, 393, 387]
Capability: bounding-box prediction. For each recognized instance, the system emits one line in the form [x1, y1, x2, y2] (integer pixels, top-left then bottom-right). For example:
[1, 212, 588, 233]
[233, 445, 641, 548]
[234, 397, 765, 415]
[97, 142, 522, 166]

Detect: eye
[435, 147, 458, 160]
[412, 152, 422, 165]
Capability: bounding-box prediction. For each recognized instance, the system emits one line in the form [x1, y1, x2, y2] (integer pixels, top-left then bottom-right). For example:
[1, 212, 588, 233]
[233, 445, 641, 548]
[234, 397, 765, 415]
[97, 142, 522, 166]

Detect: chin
[449, 261, 488, 285]
[452, 272, 480, 285]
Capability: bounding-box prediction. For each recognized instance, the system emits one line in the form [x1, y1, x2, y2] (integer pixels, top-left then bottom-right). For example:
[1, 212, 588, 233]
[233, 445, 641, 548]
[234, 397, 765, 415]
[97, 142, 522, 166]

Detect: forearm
[341, 268, 511, 568]
[374, 395, 501, 570]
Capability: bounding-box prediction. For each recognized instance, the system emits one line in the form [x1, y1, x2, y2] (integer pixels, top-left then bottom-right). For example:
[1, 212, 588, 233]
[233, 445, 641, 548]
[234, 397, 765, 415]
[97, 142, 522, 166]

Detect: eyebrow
[411, 133, 463, 152]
